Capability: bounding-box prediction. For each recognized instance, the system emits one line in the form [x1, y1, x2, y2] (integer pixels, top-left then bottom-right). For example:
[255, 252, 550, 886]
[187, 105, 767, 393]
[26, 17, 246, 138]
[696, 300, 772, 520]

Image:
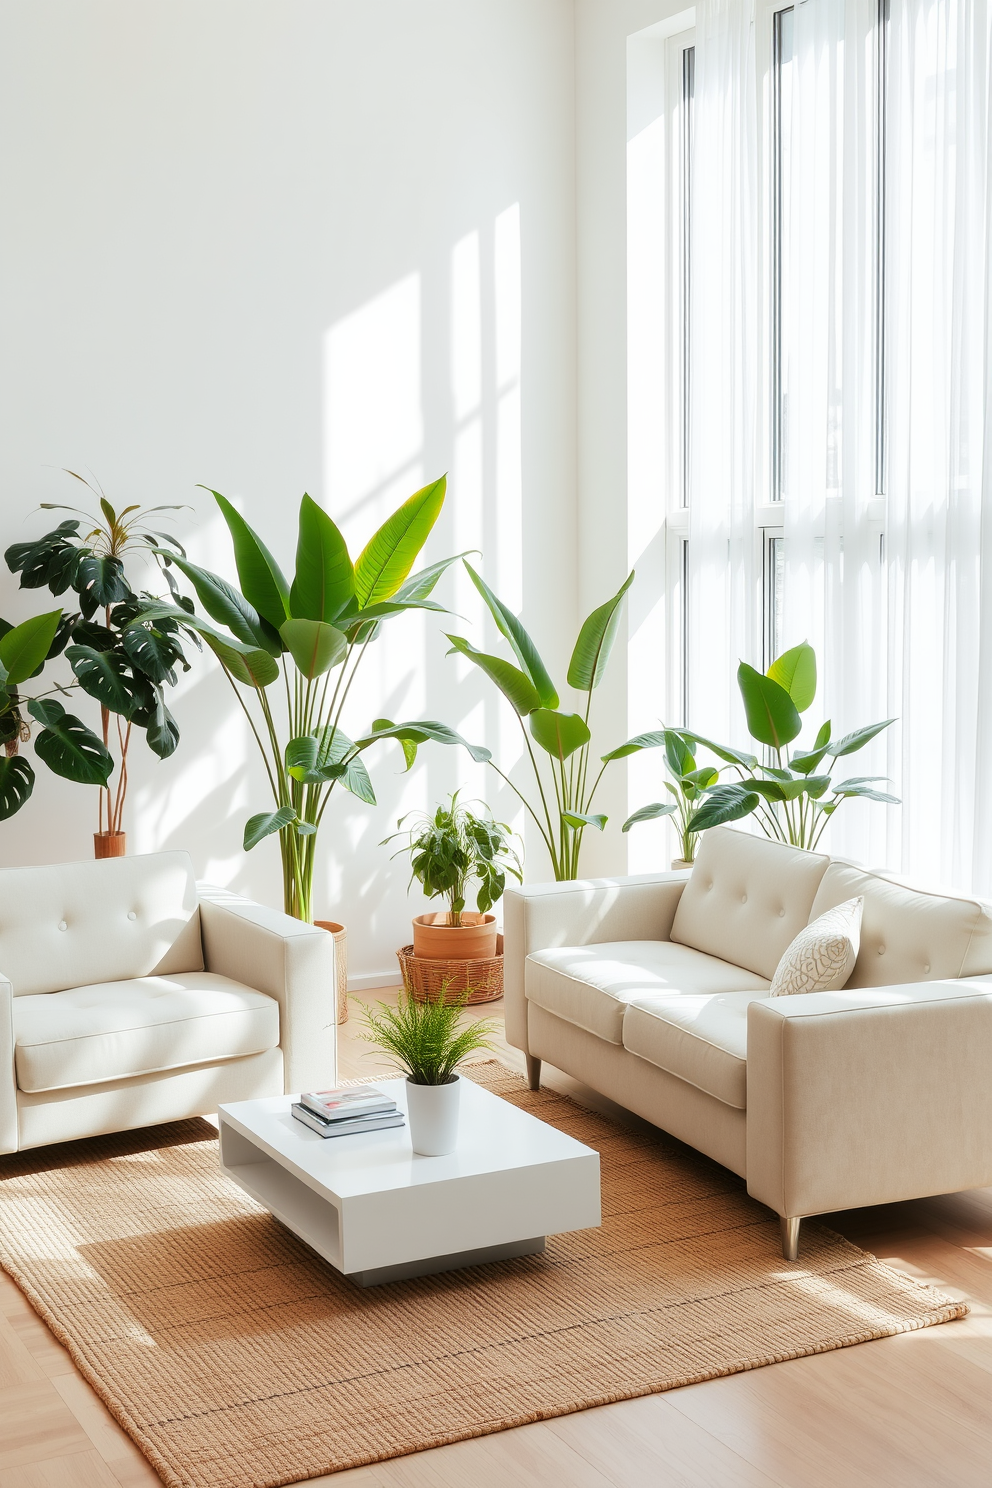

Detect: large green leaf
[689, 783, 760, 831]
[0, 610, 62, 685]
[132, 602, 263, 658]
[202, 632, 280, 688]
[767, 641, 817, 712]
[529, 709, 591, 760]
[562, 811, 607, 832]
[463, 562, 559, 708]
[289, 494, 355, 623]
[279, 618, 348, 679]
[354, 477, 446, 607]
[679, 731, 759, 769]
[134, 687, 180, 759]
[27, 698, 114, 786]
[601, 729, 668, 762]
[209, 489, 291, 629]
[66, 644, 154, 718]
[832, 775, 900, 803]
[74, 553, 129, 607]
[150, 552, 280, 654]
[244, 806, 298, 851]
[737, 663, 802, 748]
[445, 634, 541, 716]
[664, 728, 695, 777]
[622, 801, 678, 832]
[394, 551, 477, 604]
[120, 624, 182, 685]
[355, 718, 491, 764]
[567, 570, 635, 691]
[0, 755, 35, 820]
[829, 719, 895, 757]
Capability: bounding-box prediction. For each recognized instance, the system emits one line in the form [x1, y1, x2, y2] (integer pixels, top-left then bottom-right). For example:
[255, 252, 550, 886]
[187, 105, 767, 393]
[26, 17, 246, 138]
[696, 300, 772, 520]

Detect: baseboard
[346, 969, 403, 992]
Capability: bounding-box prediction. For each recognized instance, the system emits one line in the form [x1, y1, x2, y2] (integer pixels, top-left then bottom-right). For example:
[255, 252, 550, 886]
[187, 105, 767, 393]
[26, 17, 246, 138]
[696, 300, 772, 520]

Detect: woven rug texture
[0, 1062, 967, 1488]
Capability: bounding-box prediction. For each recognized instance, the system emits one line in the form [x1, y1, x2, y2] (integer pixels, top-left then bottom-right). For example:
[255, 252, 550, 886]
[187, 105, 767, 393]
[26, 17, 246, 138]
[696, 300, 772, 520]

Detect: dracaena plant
[0, 608, 114, 820]
[3, 474, 196, 832]
[675, 642, 898, 850]
[446, 564, 671, 880]
[134, 478, 488, 923]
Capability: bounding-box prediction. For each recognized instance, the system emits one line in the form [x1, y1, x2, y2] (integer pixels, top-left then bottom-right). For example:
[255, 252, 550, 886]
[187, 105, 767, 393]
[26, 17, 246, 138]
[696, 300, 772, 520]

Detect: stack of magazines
[291, 1085, 404, 1138]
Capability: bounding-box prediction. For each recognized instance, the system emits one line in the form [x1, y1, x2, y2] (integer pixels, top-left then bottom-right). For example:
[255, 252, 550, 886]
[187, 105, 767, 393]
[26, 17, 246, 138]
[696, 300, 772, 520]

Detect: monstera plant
[4, 476, 197, 845]
[135, 478, 488, 923]
[677, 642, 898, 850]
[0, 607, 113, 821]
[446, 563, 673, 880]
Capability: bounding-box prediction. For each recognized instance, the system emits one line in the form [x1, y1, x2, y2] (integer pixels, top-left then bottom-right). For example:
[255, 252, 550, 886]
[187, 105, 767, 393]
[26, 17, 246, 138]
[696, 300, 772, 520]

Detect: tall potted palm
[134, 478, 488, 922]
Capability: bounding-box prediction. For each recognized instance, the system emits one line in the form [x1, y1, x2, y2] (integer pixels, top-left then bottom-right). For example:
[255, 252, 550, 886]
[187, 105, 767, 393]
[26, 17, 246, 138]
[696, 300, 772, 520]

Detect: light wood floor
[1, 986, 991, 1488]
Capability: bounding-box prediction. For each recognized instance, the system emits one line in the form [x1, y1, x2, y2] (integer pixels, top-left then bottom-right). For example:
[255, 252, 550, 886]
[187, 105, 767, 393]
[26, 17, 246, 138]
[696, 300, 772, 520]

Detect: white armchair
[0, 851, 336, 1152]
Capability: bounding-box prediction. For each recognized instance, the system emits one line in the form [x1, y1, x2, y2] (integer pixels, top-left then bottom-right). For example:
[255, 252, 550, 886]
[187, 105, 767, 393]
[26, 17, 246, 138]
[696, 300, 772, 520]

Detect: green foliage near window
[383, 792, 522, 924]
[2, 475, 196, 827]
[446, 564, 671, 880]
[679, 642, 898, 851]
[135, 478, 488, 922]
[358, 985, 497, 1086]
[620, 728, 731, 861]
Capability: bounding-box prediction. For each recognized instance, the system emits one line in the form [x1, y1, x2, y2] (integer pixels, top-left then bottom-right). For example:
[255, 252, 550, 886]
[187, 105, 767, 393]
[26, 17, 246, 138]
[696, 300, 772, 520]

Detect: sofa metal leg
[525, 1054, 542, 1091]
[780, 1215, 801, 1261]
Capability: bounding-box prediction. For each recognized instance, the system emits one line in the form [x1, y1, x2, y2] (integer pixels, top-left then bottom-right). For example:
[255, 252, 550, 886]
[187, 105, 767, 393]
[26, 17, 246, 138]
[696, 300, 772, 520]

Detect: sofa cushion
[808, 861, 992, 987]
[622, 992, 767, 1109]
[525, 940, 769, 1045]
[670, 827, 830, 979]
[0, 852, 203, 997]
[769, 896, 863, 996]
[12, 973, 279, 1093]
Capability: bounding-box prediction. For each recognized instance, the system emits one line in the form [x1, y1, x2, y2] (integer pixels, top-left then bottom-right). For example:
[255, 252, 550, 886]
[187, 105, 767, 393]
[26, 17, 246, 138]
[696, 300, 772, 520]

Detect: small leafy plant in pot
[384, 793, 522, 961]
[359, 986, 497, 1155]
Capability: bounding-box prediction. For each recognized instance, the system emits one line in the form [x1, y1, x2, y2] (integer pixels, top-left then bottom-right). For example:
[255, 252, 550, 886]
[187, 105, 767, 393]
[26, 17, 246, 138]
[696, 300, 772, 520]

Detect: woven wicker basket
[396, 934, 504, 1004]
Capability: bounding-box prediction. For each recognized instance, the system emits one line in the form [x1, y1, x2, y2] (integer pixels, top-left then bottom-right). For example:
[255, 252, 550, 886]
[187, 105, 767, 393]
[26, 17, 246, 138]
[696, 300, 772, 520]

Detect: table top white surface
[219, 1074, 596, 1202]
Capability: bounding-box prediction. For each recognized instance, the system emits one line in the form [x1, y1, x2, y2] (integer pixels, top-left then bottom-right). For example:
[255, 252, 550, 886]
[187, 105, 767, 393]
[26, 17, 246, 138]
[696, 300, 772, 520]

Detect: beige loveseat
[504, 826, 992, 1258]
[0, 851, 336, 1152]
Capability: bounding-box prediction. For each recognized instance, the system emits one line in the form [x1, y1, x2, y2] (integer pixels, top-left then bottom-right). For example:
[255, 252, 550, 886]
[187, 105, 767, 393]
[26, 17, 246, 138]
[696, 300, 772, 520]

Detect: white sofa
[0, 851, 336, 1152]
[504, 826, 992, 1258]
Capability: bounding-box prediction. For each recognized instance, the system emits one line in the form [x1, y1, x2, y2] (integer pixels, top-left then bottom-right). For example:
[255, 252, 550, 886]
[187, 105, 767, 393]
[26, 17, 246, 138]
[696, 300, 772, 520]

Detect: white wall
[0, 0, 576, 983]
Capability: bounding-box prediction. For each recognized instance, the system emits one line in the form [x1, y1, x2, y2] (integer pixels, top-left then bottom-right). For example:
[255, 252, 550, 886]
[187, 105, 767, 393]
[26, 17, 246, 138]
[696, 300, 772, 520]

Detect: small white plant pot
[406, 1074, 461, 1156]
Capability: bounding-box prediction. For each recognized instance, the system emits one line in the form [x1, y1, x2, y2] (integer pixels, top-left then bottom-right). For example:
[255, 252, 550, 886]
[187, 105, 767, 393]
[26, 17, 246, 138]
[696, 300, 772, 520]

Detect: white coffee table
[218, 1075, 601, 1286]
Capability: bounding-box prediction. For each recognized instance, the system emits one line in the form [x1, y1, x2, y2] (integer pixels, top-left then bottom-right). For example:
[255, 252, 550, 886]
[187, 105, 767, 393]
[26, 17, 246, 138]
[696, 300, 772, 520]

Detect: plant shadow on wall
[0, 473, 199, 845]
[134, 476, 488, 923]
[630, 643, 899, 859]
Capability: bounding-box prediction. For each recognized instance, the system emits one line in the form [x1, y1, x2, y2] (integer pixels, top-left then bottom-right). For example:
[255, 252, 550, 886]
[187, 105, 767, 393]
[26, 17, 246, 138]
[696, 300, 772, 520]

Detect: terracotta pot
[94, 832, 126, 859]
[671, 858, 694, 871]
[314, 920, 349, 1024]
[412, 911, 498, 960]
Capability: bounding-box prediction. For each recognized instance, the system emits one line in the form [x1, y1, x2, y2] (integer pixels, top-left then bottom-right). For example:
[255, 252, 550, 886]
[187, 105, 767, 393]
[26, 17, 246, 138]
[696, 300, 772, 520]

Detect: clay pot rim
[413, 911, 497, 929]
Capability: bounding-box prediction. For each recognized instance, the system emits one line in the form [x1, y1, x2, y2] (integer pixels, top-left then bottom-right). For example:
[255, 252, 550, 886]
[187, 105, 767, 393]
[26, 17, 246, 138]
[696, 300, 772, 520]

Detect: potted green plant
[4, 474, 197, 852]
[621, 728, 727, 866]
[384, 792, 522, 960]
[133, 477, 487, 922]
[359, 987, 497, 1155]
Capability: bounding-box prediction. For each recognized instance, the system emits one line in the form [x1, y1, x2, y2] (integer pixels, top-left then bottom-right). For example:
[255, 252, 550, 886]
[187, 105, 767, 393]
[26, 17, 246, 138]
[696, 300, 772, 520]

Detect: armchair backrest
[0, 851, 203, 996]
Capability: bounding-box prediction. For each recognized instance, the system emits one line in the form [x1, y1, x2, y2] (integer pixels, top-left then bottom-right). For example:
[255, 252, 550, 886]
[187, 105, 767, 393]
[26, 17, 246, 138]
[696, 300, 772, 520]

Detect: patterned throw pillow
[768, 896, 863, 997]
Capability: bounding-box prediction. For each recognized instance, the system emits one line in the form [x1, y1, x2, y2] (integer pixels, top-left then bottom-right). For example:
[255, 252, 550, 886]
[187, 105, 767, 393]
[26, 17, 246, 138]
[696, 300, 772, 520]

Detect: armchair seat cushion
[525, 940, 769, 1044]
[622, 991, 769, 1109]
[13, 973, 280, 1094]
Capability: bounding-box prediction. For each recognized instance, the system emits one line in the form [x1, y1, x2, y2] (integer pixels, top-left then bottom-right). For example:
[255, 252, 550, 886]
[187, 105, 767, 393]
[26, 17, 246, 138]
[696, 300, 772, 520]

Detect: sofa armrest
[0, 971, 14, 1154]
[746, 977, 992, 1219]
[197, 884, 336, 1094]
[502, 871, 690, 1053]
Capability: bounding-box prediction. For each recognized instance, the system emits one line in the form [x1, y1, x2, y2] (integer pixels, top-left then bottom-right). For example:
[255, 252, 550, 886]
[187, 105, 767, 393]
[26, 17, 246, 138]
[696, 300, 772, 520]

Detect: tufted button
[741, 893, 748, 904]
[778, 908, 786, 918]
[57, 920, 67, 932]
[924, 963, 930, 973]
[127, 911, 137, 921]
[877, 945, 885, 955]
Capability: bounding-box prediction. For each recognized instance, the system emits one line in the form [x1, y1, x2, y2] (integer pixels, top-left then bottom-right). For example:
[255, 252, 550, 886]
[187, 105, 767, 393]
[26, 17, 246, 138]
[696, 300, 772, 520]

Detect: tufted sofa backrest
[670, 827, 830, 980]
[808, 860, 992, 987]
[0, 851, 203, 996]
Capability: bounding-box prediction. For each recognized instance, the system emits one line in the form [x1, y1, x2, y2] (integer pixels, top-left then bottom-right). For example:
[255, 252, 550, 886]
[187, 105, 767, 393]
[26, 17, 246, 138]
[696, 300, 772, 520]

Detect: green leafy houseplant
[620, 729, 728, 862]
[682, 642, 898, 850]
[0, 608, 113, 821]
[384, 793, 522, 924]
[4, 475, 197, 838]
[359, 986, 497, 1086]
[135, 478, 488, 923]
[445, 564, 668, 880]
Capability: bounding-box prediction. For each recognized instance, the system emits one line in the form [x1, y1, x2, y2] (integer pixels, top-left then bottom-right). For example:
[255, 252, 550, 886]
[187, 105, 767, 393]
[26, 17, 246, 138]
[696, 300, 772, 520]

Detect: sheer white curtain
[884, 0, 992, 891]
[686, 0, 759, 744]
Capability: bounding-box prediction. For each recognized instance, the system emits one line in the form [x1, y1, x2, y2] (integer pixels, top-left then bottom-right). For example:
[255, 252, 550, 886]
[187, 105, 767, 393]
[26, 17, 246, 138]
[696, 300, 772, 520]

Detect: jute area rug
[0, 1063, 965, 1488]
